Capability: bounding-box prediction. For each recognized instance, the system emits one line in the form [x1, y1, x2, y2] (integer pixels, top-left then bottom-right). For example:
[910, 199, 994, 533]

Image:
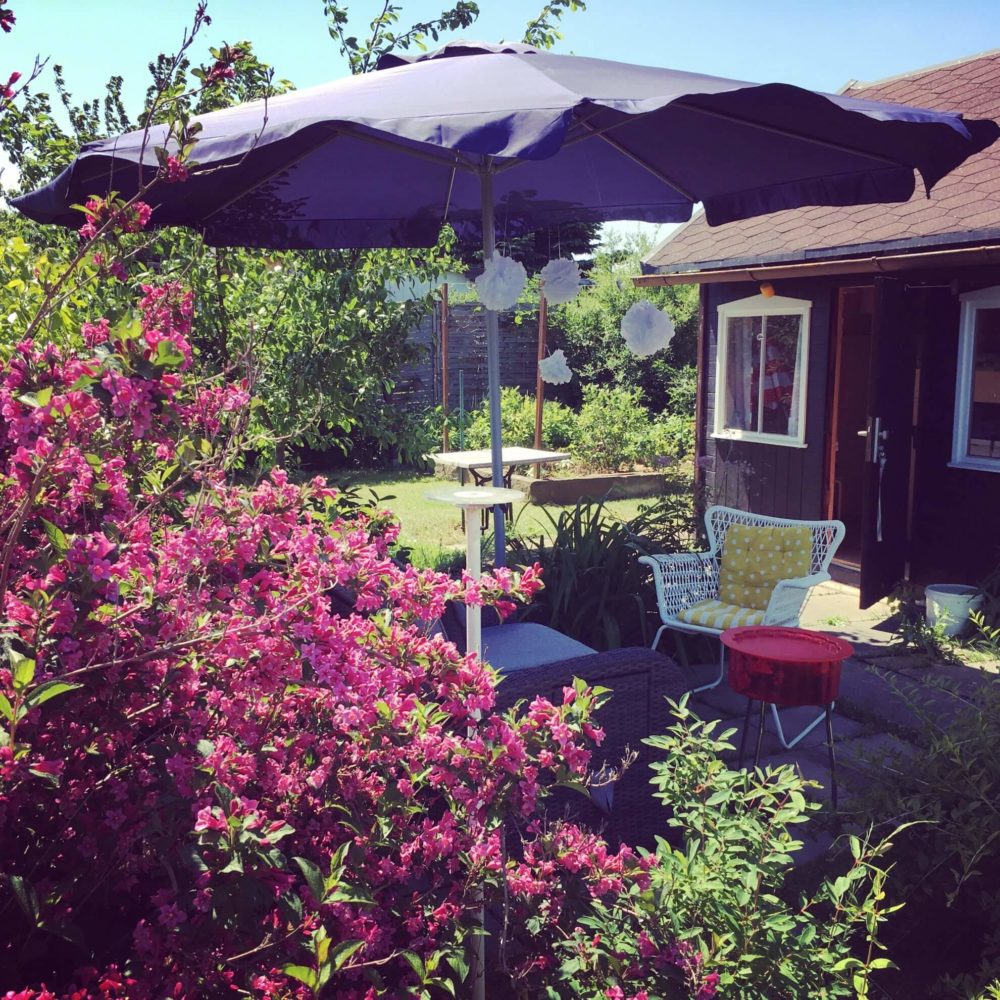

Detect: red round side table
[721, 625, 853, 808]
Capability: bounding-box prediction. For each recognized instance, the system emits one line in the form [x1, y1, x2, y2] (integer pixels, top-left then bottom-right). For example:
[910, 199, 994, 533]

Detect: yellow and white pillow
[717, 523, 812, 611]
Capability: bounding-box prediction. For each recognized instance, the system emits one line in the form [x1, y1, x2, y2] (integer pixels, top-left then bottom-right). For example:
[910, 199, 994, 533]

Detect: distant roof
[644, 49, 1000, 275]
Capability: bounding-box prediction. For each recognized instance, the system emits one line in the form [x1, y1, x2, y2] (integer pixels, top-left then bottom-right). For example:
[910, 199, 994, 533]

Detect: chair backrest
[705, 505, 845, 576]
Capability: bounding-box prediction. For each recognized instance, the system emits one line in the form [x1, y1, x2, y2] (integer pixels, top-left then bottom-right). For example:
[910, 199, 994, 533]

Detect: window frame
[950, 284, 1000, 473]
[712, 293, 812, 448]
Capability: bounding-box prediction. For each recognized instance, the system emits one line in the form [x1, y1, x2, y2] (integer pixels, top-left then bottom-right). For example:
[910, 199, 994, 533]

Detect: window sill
[711, 432, 807, 449]
[947, 458, 1000, 474]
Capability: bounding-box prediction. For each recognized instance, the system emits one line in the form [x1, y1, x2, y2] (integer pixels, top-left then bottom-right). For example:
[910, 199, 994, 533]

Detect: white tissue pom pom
[620, 300, 675, 357]
[538, 349, 573, 385]
[539, 258, 581, 305]
[475, 254, 527, 310]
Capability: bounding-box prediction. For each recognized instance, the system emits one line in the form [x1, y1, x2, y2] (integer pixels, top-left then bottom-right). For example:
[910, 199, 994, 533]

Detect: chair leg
[753, 699, 767, 768]
[769, 702, 831, 750]
[738, 698, 753, 768]
[690, 639, 725, 694]
[825, 704, 838, 811]
[650, 624, 667, 653]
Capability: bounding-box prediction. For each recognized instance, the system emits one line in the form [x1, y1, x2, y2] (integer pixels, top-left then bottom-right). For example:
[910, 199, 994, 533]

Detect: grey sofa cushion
[483, 622, 596, 672]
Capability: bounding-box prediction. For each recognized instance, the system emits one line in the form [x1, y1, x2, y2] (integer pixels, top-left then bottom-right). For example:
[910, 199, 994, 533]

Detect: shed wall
[702, 280, 833, 520]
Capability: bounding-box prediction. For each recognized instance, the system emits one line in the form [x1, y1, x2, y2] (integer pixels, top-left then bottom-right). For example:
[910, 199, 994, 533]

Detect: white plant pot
[924, 584, 983, 638]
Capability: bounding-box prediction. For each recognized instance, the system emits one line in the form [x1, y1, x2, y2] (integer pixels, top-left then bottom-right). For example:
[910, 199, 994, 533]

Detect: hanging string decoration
[475, 254, 527, 310]
[538, 258, 581, 305]
[538, 348, 573, 385]
[620, 300, 675, 357]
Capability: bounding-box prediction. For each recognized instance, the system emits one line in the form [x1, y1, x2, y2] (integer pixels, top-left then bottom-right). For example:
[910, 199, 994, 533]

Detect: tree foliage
[549, 232, 699, 413]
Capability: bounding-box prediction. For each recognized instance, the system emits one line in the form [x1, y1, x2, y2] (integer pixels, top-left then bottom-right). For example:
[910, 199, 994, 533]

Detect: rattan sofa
[493, 646, 688, 847]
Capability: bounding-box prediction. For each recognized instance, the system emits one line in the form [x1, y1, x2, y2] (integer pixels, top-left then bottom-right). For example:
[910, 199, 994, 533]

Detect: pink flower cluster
[204, 44, 247, 85]
[2, 70, 19, 100]
[0, 2, 14, 34]
[78, 196, 153, 241]
[0, 288, 696, 996]
[159, 154, 189, 184]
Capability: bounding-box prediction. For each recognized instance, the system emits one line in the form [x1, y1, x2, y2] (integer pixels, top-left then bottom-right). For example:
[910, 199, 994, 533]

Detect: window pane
[760, 314, 802, 437]
[724, 315, 761, 430]
[968, 307, 1000, 459]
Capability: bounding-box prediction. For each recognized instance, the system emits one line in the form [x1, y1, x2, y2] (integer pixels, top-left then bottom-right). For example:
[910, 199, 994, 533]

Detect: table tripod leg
[753, 699, 767, 769]
[825, 704, 838, 811]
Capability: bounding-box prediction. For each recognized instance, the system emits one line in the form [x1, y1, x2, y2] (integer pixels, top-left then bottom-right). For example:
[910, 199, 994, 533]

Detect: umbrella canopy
[15, 41, 999, 244]
[13, 41, 998, 563]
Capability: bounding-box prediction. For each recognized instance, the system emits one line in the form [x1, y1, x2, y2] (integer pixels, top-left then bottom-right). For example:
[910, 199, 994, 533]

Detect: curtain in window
[725, 316, 760, 430]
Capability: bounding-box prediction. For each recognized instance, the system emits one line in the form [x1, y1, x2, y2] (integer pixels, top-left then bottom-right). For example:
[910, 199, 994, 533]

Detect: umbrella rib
[202, 128, 346, 222]
[574, 118, 698, 202]
[202, 123, 476, 223]
[342, 125, 482, 173]
[672, 99, 903, 166]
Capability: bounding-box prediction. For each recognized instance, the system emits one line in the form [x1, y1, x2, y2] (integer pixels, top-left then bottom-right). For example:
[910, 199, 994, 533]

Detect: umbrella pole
[480, 166, 507, 569]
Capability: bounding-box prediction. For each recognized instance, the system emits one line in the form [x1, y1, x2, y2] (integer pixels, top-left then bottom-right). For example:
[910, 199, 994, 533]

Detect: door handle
[860, 418, 889, 461]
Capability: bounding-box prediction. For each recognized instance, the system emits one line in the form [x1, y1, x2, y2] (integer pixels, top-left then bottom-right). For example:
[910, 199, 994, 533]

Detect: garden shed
[639, 49, 1000, 607]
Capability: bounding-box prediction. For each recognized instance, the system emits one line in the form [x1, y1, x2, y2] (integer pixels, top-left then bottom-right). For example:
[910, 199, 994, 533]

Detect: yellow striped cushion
[676, 599, 766, 631]
[718, 524, 811, 611]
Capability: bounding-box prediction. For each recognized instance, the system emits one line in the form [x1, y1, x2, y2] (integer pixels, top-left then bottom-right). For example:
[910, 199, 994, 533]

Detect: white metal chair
[639, 505, 845, 749]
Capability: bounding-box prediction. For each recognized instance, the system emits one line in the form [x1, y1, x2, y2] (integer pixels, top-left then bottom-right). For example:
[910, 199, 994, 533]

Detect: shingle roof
[644, 50, 1000, 274]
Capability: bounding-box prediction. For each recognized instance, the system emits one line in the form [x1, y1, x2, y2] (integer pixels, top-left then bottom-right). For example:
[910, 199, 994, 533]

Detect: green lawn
[323, 467, 665, 568]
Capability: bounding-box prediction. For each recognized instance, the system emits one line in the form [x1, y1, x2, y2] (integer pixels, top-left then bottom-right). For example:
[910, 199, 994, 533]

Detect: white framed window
[951, 285, 1000, 473]
[713, 293, 811, 448]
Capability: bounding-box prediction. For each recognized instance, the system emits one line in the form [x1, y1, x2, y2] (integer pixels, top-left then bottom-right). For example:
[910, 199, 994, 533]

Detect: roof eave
[644, 225, 1000, 276]
[634, 238, 1000, 287]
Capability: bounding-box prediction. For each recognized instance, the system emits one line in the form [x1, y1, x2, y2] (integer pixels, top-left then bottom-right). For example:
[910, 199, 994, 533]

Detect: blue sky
[7, 0, 998, 100]
[3, 0, 998, 238]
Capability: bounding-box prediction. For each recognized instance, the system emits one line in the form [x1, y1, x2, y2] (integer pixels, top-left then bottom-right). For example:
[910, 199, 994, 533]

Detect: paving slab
[720, 708, 868, 764]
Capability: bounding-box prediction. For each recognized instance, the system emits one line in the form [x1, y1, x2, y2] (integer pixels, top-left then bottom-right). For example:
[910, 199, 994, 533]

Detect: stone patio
[669, 580, 995, 857]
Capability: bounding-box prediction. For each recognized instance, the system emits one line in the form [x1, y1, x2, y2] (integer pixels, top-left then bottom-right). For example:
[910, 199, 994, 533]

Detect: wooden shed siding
[702, 280, 832, 520]
[908, 280, 1000, 582]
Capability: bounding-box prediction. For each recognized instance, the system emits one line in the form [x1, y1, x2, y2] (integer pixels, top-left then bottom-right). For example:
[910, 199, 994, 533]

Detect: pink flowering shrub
[0, 283, 705, 998]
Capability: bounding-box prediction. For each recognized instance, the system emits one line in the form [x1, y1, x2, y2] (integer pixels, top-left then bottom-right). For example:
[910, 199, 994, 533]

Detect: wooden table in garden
[427, 446, 571, 525]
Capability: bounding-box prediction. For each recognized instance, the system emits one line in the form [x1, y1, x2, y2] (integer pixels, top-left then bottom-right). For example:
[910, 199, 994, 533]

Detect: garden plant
[0, 4, 920, 997]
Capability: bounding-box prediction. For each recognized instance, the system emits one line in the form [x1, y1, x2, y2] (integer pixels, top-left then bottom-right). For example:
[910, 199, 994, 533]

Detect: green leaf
[219, 855, 244, 874]
[10, 654, 35, 691]
[294, 855, 325, 902]
[153, 339, 185, 368]
[402, 950, 425, 980]
[331, 939, 365, 971]
[40, 519, 69, 558]
[281, 964, 318, 989]
[8, 875, 40, 924]
[24, 680, 81, 711]
[0, 692, 13, 722]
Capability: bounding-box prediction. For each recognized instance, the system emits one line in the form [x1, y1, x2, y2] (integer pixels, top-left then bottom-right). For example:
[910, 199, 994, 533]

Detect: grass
[323, 467, 667, 569]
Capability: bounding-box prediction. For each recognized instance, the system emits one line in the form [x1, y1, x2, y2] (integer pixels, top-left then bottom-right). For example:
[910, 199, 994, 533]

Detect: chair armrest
[639, 552, 720, 621]
[764, 571, 831, 626]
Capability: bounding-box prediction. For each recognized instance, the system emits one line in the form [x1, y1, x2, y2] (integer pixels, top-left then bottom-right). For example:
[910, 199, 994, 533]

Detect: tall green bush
[548, 233, 699, 412]
[571, 385, 649, 472]
[460, 386, 577, 450]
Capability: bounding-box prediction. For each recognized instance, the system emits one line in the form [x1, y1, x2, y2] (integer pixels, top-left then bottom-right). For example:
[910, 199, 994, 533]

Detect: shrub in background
[460, 386, 577, 451]
[571, 385, 649, 473]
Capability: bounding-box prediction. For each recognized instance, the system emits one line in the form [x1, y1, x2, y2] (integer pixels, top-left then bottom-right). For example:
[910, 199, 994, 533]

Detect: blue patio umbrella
[14, 41, 998, 561]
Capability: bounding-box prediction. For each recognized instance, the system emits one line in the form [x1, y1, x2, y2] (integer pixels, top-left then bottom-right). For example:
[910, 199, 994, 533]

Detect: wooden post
[533, 286, 547, 479]
[440, 282, 450, 451]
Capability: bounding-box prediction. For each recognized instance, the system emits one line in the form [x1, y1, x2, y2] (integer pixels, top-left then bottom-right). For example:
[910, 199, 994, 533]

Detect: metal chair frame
[639, 506, 846, 708]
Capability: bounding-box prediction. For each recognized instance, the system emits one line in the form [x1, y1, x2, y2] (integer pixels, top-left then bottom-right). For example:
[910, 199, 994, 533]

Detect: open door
[858, 276, 916, 607]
